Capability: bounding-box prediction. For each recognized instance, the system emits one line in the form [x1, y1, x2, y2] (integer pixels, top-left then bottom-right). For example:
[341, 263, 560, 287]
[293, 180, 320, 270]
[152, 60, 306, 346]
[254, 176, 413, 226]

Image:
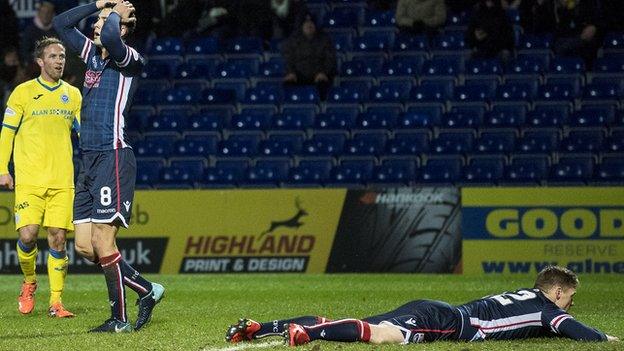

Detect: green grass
[0, 274, 622, 351]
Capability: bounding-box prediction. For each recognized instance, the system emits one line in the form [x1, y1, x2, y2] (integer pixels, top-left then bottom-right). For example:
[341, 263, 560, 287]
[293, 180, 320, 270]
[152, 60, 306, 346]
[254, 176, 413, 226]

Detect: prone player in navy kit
[226, 266, 619, 345]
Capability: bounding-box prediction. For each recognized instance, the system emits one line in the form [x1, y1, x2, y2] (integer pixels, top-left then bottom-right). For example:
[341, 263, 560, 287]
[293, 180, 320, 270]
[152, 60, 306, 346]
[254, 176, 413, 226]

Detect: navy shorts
[73, 148, 136, 228]
[363, 300, 461, 344]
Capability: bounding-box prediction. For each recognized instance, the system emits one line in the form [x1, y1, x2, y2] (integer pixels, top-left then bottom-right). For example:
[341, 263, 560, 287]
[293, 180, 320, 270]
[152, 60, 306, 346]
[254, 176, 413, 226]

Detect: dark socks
[256, 316, 328, 338]
[118, 259, 152, 298]
[100, 252, 127, 322]
[305, 319, 371, 342]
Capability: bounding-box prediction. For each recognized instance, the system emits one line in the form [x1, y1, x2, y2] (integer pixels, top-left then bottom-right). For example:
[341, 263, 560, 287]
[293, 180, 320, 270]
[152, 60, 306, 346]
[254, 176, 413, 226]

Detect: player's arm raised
[100, 1, 136, 63]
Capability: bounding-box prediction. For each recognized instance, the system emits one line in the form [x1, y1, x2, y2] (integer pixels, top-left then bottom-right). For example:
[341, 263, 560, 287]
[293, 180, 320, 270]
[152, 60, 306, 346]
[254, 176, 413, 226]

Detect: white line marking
[201, 340, 284, 351]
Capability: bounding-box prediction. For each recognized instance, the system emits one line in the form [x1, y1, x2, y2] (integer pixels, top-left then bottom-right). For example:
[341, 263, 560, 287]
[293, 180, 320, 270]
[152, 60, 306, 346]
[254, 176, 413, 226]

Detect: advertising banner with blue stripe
[462, 187, 624, 275]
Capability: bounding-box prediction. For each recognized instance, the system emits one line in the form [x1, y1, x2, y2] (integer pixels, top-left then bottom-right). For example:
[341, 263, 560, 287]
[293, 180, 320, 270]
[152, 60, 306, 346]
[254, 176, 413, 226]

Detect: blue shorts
[363, 300, 463, 344]
[73, 148, 136, 228]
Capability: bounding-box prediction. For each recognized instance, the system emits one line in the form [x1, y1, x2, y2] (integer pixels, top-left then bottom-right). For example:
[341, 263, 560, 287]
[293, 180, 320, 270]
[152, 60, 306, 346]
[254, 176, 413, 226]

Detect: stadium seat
[271, 111, 314, 130]
[465, 59, 503, 76]
[485, 104, 527, 128]
[393, 33, 429, 52]
[442, 108, 483, 128]
[386, 130, 429, 155]
[149, 37, 184, 56]
[174, 61, 216, 80]
[258, 60, 285, 78]
[595, 155, 624, 183]
[364, 10, 395, 27]
[604, 130, 624, 152]
[258, 133, 304, 156]
[356, 109, 398, 129]
[549, 57, 585, 75]
[218, 133, 262, 157]
[245, 159, 290, 187]
[369, 81, 411, 103]
[341, 58, 383, 77]
[410, 78, 454, 102]
[344, 131, 388, 156]
[371, 157, 417, 185]
[560, 130, 604, 153]
[401, 104, 443, 128]
[475, 131, 516, 154]
[518, 34, 553, 50]
[287, 158, 333, 186]
[185, 37, 219, 55]
[215, 59, 259, 78]
[134, 136, 176, 158]
[202, 88, 237, 105]
[536, 82, 577, 101]
[421, 57, 463, 76]
[506, 56, 545, 74]
[527, 104, 570, 127]
[453, 83, 495, 103]
[583, 83, 621, 101]
[213, 80, 248, 102]
[506, 155, 549, 183]
[200, 159, 249, 188]
[148, 110, 189, 132]
[302, 132, 347, 156]
[136, 158, 165, 187]
[244, 85, 283, 104]
[225, 37, 263, 54]
[328, 86, 368, 103]
[188, 112, 226, 132]
[570, 105, 615, 127]
[431, 131, 474, 154]
[315, 112, 356, 130]
[323, 7, 362, 28]
[550, 156, 594, 182]
[462, 157, 505, 183]
[329, 29, 355, 52]
[284, 86, 319, 104]
[516, 129, 559, 153]
[230, 112, 272, 131]
[496, 80, 537, 101]
[433, 32, 466, 51]
[353, 30, 394, 52]
[173, 133, 219, 157]
[419, 156, 462, 183]
[329, 158, 375, 185]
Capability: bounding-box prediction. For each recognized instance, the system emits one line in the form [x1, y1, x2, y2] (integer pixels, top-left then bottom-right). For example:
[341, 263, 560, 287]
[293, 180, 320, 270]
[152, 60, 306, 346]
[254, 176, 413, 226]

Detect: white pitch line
[201, 340, 284, 351]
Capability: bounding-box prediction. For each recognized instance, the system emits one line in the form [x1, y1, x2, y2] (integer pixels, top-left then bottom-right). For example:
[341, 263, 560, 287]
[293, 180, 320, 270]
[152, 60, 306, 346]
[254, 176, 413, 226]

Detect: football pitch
[0, 274, 621, 351]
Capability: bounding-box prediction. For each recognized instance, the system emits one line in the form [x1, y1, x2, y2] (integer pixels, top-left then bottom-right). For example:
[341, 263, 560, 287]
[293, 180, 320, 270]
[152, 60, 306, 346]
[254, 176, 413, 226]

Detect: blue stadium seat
[393, 33, 429, 52]
[570, 105, 615, 127]
[381, 54, 425, 77]
[149, 37, 184, 56]
[446, 11, 469, 26]
[341, 58, 382, 77]
[496, 80, 537, 101]
[560, 130, 604, 153]
[549, 57, 585, 74]
[386, 130, 429, 155]
[173, 133, 219, 157]
[365, 105, 402, 119]
[202, 88, 237, 104]
[134, 85, 166, 105]
[431, 131, 474, 154]
[527, 104, 570, 127]
[160, 159, 205, 185]
[506, 155, 549, 183]
[225, 37, 263, 54]
[338, 77, 375, 91]
[344, 131, 387, 156]
[315, 112, 355, 130]
[604, 130, 624, 153]
[162, 87, 202, 104]
[213, 80, 248, 102]
[583, 83, 621, 101]
[185, 37, 219, 55]
[603, 32, 624, 51]
[465, 59, 504, 76]
[419, 156, 462, 183]
[188, 112, 226, 132]
[148, 110, 189, 132]
[136, 158, 165, 187]
[516, 129, 559, 153]
[230, 112, 272, 131]
[463, 157, 504, 183]
[433, 32, 466, 51]
[518, 34, 553, 50]
[271, 111, 314, 130]
[453, 83, 495, 102]
[442, 108, 483, 128]
[550, 156, 594, 182]
[595, 155, 624, 183]
[302, 132, 347, 156]
[364, 10, 395, 27]
[258, 60, 285, 78]
[537, 82, 577, 101]
[593, 57, 624, 73]
[372, 158, 417, 185]
[329, 28, 355, 52]
[323, 7, 361, 28]
[174, 61, 216, 80]
[141, 60, 173, 79]
[356, 109, 398, 129]
[287, 158, 333, 186]
[284, 86, 319, 104]
[328, 86, 368, 103]
[201, 159, 249, 188]
[244, 85, 283, 104]
[353, 30, 394, 52]
[485, 104, 527, 127]
[245, 159, 290, 186]
[218, 133, 262, 157]
[421, 57, 463, 76]
[369, 81, 411, 102]
[134, 136, 176, 158]
[258, 133, 304, 156]
[475, 131, 516, 154]
[329, 158, 375, 185]
[410, 78, 454, 102]
[324, 105, 361, 120]
[506, 56, 545, 74]
[399, 107, 442, 128]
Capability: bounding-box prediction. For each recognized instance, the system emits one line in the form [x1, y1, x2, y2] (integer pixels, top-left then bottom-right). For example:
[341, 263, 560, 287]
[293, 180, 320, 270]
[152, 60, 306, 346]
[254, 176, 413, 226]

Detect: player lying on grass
[226, 266, 619, 345]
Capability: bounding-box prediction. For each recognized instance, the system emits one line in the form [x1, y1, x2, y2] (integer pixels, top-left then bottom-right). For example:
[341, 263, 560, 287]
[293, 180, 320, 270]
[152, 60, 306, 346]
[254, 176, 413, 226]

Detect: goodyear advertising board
[462, 187, 624, 275]
[0, 189, 346, 274]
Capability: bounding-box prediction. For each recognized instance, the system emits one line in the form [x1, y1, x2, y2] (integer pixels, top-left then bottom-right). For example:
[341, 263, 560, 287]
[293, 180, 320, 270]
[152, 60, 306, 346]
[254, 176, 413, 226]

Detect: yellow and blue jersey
[0, 77, 81, 188]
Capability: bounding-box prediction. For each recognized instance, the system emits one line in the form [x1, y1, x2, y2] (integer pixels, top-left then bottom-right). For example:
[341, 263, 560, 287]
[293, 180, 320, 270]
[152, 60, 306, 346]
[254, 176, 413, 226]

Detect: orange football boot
[18, 282, 37, 314]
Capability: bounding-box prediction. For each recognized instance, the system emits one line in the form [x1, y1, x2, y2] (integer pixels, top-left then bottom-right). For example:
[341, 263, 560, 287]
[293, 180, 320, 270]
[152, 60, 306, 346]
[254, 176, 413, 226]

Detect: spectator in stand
[282, 12, 336, 100]
[466, 0, 514, 60]
[396, 0, 447, 37]
[20, 1, 57, 63]
[551, 0, 602, 66]
[0, 47, 26, 105]
[270, 0, 308, 40]
[519, 0, 557, 34]
[0, 0, 19, 50]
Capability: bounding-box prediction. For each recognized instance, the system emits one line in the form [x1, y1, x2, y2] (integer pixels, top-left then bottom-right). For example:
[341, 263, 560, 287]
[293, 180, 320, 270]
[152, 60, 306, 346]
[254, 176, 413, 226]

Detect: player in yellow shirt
[0, 37, 81, 318]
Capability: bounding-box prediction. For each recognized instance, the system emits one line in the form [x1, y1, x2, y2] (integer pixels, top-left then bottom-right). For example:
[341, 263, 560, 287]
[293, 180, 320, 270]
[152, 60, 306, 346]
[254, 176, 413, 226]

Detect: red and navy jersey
[456, 288, 607, 341]
[53, 3, 144, 151]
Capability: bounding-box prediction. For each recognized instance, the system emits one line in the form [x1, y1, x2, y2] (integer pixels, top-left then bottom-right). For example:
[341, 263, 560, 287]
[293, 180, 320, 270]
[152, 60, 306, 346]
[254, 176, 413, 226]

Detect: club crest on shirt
[92, 56, 98, 66]
[84, 70, 101, 88]
[60, 94, 69, 104]
[4, 107, 15, 116]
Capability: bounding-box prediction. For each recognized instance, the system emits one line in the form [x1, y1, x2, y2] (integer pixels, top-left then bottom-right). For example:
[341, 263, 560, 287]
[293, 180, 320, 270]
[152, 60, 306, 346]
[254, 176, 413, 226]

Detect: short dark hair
[534, 266, 579, 291]
[34, 37, 64, 59]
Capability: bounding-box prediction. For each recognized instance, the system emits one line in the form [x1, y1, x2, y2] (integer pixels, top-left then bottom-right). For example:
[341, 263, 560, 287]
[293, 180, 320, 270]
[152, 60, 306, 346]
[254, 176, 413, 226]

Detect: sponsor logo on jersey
[60, 94, 69, 104]
[33, 94, 43, 100]
[405, 318, 417, 326]
[123, 201, 132, 212]
[4, 107, 15, 116]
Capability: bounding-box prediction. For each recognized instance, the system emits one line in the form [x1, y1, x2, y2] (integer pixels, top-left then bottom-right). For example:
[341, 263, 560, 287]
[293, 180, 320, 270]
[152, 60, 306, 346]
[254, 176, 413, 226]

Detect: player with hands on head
[53, 0, 164, 333]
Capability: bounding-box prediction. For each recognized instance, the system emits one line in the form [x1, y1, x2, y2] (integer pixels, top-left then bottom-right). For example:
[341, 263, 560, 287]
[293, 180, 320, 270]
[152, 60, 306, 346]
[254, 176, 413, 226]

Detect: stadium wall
[0, 187, 621, 274]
